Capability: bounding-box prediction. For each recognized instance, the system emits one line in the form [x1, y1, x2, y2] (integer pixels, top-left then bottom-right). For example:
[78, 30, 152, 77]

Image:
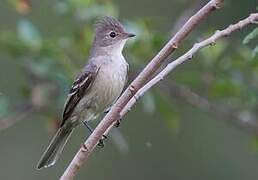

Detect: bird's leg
[82, 121, 107, 148]
[97, 135, 107, 148]
[114, 113, 122, 128]
[82, 120, 94, 133]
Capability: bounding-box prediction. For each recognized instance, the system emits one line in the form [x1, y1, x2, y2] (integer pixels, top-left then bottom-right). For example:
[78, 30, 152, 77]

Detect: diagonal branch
[121, 13, 258, 120]
[60, 0, 224, 179]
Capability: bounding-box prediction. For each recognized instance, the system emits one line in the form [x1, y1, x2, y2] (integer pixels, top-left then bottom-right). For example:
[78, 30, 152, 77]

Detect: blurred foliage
[0, 95, 9, 118]
[0, 0, 258, 179]
[243, 6, 258, 57]
[0, 0, 257, 133]
[0, 0, 171, 129]
[243, 27, 258, 57]
[155, 92, 180, 133]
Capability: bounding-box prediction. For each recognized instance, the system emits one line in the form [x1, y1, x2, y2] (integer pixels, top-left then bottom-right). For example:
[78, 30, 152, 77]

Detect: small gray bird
[37, 16, 135, 169]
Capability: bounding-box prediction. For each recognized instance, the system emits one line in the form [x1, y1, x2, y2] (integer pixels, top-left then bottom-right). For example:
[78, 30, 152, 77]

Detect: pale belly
[90, 62, 127, 112]
[73, 60, 128, 123]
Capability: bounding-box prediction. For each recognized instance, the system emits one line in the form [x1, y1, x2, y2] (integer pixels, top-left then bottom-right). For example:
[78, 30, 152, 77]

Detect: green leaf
[17, 19, 42, 50]
[243, 27, 258, 44]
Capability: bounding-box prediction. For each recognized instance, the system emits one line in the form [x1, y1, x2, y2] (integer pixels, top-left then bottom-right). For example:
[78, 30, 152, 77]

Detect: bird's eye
[109, 31, 116, 38]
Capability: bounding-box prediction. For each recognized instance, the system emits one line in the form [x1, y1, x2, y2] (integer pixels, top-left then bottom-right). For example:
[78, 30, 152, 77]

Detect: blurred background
[0, 0, 258, 179]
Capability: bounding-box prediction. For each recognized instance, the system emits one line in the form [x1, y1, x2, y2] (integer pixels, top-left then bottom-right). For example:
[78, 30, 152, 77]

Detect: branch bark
[122, 13, 258, 120]
[60, 0, 224, 179]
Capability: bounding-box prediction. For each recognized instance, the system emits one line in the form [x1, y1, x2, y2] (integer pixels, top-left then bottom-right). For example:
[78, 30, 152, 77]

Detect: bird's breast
[90, 56, 128, 111]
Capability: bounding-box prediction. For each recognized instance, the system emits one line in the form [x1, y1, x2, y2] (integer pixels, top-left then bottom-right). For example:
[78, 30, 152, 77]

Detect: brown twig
[60, 0, 224, 179]
[170, 0, 202, 35]
[121, 13, 258, 120]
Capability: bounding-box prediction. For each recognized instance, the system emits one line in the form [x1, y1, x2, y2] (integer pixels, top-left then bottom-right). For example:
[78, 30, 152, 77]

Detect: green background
[0, 0, 258, 179]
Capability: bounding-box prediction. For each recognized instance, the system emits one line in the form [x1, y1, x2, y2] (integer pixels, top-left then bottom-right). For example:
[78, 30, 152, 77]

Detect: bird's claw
[114, 119, 121, 127]
[98, 139, 105, 148]
[97, 135, 107, 148]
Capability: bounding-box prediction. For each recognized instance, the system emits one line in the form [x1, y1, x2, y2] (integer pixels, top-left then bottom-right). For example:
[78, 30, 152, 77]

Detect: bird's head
[94, 16, 135, 49]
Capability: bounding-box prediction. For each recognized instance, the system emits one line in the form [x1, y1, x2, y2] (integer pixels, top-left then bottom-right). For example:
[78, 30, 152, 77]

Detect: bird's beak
[125, 33, 136, 38]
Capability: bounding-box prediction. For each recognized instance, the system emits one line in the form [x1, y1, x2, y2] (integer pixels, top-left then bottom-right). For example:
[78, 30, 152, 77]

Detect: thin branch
[170, 0, 202, 34]
[122, 13, 258, 120]
[60, 0, 224, 179]
[159, 82, 258, 136]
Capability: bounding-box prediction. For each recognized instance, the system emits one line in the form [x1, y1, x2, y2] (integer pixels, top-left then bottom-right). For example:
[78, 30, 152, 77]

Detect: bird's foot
[97, 135, 107, 148]
[114, 119, 121, 127]
[114, 113, 122, 127]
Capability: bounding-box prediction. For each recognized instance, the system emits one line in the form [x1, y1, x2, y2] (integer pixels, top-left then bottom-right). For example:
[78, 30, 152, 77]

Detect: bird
[37, 16, 135, 169]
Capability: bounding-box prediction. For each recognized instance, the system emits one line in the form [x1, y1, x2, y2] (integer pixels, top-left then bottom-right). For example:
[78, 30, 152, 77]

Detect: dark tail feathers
[37, 127, 73, 169]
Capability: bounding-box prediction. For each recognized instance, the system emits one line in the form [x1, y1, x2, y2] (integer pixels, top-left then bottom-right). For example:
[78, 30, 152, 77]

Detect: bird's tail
[37, 127, 73, 169]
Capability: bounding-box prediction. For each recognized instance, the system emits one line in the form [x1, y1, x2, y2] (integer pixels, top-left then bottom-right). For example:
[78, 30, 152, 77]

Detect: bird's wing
[61, 63, 99, 126]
